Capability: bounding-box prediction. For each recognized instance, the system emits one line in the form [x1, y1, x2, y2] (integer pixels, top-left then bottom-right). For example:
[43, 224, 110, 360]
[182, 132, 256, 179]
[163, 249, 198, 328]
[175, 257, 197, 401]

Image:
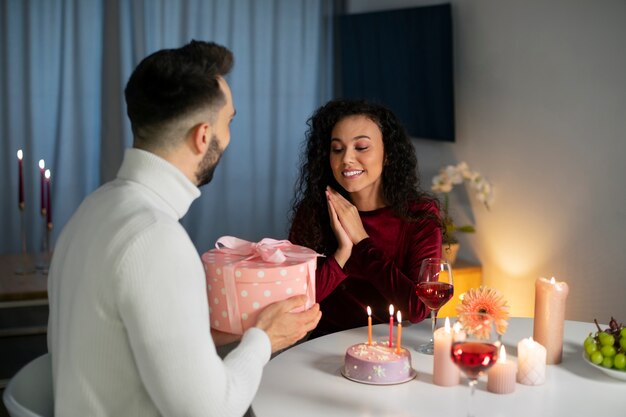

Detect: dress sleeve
[288, 207, 349, 302]
[349, 211, 442, 323]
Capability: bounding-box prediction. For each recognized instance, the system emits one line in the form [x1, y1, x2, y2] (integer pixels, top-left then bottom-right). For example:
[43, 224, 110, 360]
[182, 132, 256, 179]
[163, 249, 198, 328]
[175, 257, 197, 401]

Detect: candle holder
[35, 209, 51, 274]
[14, 204, 36, 275]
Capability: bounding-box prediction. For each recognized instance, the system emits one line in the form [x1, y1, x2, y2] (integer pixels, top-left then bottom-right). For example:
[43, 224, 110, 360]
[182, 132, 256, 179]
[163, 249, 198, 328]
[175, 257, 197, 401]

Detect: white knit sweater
[47, 148, 271, 417]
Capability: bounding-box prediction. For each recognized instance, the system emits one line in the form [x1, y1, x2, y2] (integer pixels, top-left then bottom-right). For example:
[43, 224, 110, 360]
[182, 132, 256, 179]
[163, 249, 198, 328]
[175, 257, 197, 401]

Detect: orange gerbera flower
[457, 286, 510, 335]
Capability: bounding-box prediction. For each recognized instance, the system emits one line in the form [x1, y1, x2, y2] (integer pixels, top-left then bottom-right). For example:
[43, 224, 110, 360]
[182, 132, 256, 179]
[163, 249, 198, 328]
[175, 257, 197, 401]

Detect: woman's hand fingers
[326, 187, 369, 244]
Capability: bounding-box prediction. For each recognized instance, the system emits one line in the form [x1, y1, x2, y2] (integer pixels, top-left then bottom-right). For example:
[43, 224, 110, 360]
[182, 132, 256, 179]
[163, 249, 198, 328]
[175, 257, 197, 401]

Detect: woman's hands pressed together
[326, 186, 369, 267]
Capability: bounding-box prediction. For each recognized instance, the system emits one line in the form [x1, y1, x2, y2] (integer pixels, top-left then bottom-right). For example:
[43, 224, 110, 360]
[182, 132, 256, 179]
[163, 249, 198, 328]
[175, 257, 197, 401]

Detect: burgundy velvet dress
[289, 201, 442, 338]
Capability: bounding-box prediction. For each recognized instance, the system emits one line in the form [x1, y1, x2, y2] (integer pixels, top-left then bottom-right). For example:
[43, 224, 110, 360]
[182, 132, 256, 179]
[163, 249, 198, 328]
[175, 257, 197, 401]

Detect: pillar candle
[17, 150, 24, 209]
[517, 337, 546, 385]
[45, 169, 52, 227]
[388, 304, 394, 347]
[433, 317, 460, 386]
[533, 276, 569, 364]
[367, 306, 372, 345]
[487, 345, 516, 394]
[39, 159, 46, 215]
[395, 311, 402, 353]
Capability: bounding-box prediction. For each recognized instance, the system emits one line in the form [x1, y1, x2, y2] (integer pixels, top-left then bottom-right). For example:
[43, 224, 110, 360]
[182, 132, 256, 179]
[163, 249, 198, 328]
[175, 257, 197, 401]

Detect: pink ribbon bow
[215, 236, 317, 263]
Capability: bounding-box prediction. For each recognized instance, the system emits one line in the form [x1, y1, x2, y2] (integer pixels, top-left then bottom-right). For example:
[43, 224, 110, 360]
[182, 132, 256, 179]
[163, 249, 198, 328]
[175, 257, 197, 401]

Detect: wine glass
[451, 313, 500, 417]
[415, 258, 454, 354]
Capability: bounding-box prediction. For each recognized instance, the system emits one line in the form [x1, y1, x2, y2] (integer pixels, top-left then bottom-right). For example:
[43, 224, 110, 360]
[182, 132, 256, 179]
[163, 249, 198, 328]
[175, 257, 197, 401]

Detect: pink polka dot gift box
[201, 236, 318, 335]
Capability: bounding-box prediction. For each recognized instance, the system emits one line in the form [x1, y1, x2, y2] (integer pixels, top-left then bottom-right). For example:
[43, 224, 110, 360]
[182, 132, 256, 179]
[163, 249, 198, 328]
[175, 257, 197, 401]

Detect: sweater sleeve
[349, 210, 442, 323]
[117, 221, 271, 417]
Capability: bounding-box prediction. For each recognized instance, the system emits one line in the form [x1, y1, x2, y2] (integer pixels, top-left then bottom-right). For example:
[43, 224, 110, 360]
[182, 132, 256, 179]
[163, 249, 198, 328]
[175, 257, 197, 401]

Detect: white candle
[517, 337, 546, 385]
[433, 317, 460, 386]
[533, 276, 569, 364]
[487, 344, 516, 394]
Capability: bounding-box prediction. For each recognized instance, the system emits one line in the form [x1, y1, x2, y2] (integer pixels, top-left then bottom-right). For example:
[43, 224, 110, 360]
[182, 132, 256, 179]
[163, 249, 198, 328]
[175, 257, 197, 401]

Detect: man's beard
[195, 134, 224, 187]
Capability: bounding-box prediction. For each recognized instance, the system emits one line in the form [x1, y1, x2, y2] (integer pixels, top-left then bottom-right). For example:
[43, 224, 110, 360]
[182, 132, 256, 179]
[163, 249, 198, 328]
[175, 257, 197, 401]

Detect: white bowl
[582, 352, 626, 381]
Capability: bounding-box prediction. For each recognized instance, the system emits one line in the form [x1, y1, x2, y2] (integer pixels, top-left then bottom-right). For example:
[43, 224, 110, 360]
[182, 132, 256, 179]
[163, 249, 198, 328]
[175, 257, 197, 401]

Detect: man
[47, 40, 321, 417]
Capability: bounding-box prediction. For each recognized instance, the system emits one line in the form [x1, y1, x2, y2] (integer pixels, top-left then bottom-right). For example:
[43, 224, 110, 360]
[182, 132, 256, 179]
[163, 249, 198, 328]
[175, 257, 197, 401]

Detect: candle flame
[396, 310, 402, 322]
[498, 344, 507, 363]
[550, 277, 555, 284]
[45, 169, 50, 179]
[17, 149, 23, 160]
[39, 159, 45, 169]
[389, 304, 394, 316]
[367, 306, 372, 316]
[444, 317, 451, 332]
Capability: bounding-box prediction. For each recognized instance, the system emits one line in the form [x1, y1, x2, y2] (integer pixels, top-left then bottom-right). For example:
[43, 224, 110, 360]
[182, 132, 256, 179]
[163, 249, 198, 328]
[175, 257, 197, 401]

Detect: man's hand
[254, 295, 321, 352]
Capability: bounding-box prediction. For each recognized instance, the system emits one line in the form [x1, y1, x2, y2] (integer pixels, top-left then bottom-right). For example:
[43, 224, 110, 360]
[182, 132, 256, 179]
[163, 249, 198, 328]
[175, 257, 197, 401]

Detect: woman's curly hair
[290, 99, 443, 255]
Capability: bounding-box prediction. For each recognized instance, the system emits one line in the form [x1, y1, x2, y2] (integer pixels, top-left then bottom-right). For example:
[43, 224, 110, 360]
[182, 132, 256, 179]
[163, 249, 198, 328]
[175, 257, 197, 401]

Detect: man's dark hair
[124, 40, 233, 150]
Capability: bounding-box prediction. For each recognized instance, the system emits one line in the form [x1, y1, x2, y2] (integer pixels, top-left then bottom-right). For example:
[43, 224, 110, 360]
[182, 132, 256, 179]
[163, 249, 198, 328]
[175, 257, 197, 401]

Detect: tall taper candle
[533, 276, 569, 364]
[17, 150, 24, 209]
[388, 304, 394, 347]
[39, 159, 46, 215]
[45, 169, 52, 227]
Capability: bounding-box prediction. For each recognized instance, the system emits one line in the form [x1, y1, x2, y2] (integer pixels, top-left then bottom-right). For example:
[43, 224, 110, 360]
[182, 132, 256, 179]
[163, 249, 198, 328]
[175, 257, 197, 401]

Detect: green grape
[584, 335, 595, 348]
[614, 353, 626, 370]
[621, 328, 626, 338]
[590, 351, 604, 365]
[585, 342, 598, 355]
[598, 331, 615, 347]
[601, 356, 614, 368]
[601, 345, 616, 357]
[620, 337, 626, 351]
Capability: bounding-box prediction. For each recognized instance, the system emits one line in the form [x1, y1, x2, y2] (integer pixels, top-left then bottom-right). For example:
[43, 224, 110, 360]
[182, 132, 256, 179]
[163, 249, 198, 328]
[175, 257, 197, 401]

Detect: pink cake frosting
[342, 341, 415, 384]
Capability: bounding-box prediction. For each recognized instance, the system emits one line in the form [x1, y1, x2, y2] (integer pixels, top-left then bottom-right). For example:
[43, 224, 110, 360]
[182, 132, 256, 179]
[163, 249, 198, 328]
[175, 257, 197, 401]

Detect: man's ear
[191, 122, 211, 155]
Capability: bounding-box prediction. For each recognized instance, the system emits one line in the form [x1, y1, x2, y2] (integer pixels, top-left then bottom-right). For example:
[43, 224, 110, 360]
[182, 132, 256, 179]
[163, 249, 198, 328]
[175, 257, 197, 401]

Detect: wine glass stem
[467, 378, 477, 417]
[430, 309, 437, 342]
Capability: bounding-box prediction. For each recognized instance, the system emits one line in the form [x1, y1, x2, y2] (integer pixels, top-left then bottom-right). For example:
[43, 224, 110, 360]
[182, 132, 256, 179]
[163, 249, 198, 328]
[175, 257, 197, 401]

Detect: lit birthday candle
[395, 311, 402, 353]
[367, 306, 372, 345]
[388, 304, 394, 347]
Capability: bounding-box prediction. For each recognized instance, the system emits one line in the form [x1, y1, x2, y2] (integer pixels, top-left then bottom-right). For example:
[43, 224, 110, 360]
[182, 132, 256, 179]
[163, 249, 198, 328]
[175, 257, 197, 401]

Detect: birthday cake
[342, 341, 415, 384]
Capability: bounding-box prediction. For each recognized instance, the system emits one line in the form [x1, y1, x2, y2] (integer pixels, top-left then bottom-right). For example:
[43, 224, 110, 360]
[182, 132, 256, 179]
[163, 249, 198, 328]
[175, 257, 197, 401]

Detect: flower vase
[442, 242, 460, 265]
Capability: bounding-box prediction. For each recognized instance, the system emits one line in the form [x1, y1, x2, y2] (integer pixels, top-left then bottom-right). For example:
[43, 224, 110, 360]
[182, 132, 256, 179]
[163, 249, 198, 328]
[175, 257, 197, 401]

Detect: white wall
[348, 0, 626, 322]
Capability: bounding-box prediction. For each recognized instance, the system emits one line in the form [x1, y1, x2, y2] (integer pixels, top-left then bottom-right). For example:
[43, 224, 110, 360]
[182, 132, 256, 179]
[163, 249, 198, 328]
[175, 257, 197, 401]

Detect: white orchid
[431, 162, 494, 243]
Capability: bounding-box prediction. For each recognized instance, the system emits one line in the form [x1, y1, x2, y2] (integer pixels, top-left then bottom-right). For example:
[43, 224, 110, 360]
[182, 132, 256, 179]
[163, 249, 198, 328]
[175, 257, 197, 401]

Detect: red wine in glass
[451, 342, 499, 379]
[415, 282, 454, 310]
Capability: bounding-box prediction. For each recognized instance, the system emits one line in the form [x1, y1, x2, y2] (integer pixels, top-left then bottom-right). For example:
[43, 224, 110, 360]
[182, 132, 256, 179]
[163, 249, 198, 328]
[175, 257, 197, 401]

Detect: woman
[289, 99, 444, 338]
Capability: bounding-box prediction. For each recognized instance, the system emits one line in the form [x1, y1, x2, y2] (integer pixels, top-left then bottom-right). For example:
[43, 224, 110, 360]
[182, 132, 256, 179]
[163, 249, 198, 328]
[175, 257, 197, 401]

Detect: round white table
[252, 318, 625, 417]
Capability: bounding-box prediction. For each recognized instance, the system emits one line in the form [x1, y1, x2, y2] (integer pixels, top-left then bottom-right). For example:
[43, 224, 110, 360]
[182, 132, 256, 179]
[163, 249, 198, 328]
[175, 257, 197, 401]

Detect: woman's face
[329, 115, 385, 202]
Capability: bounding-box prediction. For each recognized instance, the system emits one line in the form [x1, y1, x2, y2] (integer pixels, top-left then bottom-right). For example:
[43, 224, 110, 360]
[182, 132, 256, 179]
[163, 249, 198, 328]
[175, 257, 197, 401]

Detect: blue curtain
[0, 0, 337, 255]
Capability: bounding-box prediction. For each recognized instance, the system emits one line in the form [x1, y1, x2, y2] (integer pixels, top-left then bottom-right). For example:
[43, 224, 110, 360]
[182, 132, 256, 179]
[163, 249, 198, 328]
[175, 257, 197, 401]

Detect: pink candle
[433, 317, 460, 386]
[17, 150, 24, 209]
[395, 311, 402, 353]
[388, 304, 394, 347]
[533, 276, 569, 364]
[39, 159, 46, 215]
[487, 345, 516, 394]
[45, 169, 52, 227]
[367, 306, 372, 345]
[517, 337, 546, 385]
